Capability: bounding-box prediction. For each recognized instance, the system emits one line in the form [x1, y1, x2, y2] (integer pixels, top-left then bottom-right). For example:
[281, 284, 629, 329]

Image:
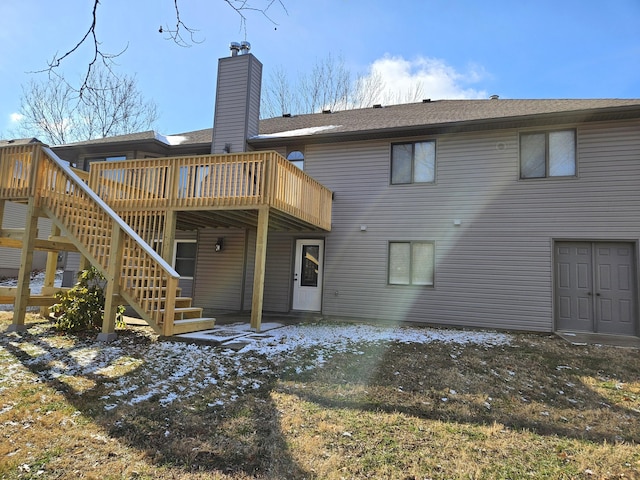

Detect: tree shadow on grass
[0, 320, 309, 479]
[277, 339, 640, 445]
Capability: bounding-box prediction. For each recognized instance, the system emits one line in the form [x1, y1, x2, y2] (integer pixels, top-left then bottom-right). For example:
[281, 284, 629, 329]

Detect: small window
[388, 241, 434, 286]
[391, 141, 435, 185]
[173, 240, 197, 278]
[83, 155, 127, 171]
[287, 150, 304, 170]
[520, 130, 576, 179]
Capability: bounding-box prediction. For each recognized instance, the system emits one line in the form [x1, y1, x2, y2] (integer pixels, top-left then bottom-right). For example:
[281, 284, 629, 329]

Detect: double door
[555, 242, 637, 335]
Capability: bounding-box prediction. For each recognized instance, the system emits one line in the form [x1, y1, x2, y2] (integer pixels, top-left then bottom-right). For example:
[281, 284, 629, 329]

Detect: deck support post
[40, 224, 61, 317]
[161, 210, 177, 265]
[98, 225, 123, 342]
[10, 198, 39, 332]
[0, 200, 5, 232]
[250, 206, 269, 332]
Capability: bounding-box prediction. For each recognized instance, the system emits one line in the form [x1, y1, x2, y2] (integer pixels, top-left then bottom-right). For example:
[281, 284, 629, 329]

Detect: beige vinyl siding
[211, 54, 262, 154]
[262, 233, 294, 312]
[306, 118, 640, 332]
[243, 228, 255, 311]
[242, 231, 294, 313]
[0, 202, 51, 276]
[194, 228, 246, 312]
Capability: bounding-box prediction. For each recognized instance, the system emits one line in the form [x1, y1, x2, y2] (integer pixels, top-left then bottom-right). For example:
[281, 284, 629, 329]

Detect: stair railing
[29, 145, 179, 336]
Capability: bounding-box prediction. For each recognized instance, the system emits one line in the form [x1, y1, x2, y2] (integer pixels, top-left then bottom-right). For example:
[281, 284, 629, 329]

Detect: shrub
[51, 266, 125, 333]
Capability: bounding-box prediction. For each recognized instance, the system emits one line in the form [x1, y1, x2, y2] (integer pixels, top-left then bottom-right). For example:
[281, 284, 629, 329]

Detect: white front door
[292, 239, 324, 311]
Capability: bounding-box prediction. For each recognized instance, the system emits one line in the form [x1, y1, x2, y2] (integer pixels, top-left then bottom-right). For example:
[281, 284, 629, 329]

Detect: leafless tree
[40, 0, 286, 95]
[261, 54, 386, 118]
[14, 66, 158, 145]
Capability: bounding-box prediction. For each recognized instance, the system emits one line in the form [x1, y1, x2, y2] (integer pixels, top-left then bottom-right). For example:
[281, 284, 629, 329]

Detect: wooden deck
[0, 144, 332, 338]
[88, 152, 332, 231]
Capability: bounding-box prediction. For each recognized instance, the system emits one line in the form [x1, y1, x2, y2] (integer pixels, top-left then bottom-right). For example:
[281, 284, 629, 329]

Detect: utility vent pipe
[230, 42, 241, 56]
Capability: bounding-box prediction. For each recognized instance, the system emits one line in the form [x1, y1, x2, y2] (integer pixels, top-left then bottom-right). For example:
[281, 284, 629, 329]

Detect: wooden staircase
[0, 144, 215, 337]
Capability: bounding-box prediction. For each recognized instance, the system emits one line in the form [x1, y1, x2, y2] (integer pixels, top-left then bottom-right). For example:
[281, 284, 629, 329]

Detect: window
[83, 155, 127, 171]
[388, 241, 434, 286]
[391, 141, 435, 184]
[173, 240, 197, 278]
[287, 150, 304, 170]
[520, 130, 576, 179]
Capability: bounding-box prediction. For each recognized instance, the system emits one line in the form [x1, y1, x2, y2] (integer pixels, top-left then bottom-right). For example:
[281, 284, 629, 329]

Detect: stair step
[160, 306, 203, 320]
[159, 296, 193, 308]
[172, 317, 216, 335]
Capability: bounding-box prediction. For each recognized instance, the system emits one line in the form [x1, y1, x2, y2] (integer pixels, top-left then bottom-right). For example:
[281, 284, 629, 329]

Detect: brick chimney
[211, 41, 263, 154]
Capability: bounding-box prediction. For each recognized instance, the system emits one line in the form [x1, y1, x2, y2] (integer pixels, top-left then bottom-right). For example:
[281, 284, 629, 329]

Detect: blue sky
[1, 0, 639, 139]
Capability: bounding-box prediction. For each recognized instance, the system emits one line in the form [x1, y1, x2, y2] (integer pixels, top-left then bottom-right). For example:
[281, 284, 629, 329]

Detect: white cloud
[9, 112, 24, 123]
[363, 55, 488, 105]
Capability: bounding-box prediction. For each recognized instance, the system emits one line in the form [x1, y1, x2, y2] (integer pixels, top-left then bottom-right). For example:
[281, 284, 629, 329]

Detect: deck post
[98, 225, 123, 342]
[250, 206, 269, 332]
[0, 200, 5, 231]
[40, 224, 61, 317]
[161, 210, 177, 264]
[9, 198, 39, 332]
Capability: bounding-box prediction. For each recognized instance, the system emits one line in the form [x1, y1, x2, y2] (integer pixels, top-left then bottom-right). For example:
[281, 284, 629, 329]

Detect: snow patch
[252, 125, 340, 139]
[154, 133, 188, 146]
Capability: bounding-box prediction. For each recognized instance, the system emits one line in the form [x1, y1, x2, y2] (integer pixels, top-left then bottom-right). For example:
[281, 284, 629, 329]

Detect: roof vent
[373, 104, 383, 109]
[230, 42, 241, 56]
[489, 94, 499, 100]
[282, 113, 291, 118]
[422, 99, 431, 103]
[322, 109, 331, 114]
[240, 41, 251, 55]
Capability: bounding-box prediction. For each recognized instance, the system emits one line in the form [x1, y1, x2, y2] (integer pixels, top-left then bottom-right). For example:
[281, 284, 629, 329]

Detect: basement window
[388, 241, 434, 286]
[173, 240, 197, 279]
[520, 130, 576, 179]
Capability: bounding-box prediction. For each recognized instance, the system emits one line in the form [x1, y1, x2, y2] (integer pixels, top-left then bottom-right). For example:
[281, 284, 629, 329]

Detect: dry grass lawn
[1, 312, 639, 479]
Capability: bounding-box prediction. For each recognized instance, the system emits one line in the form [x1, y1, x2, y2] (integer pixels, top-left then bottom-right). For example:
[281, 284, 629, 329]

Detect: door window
[300, 244, 319, 287]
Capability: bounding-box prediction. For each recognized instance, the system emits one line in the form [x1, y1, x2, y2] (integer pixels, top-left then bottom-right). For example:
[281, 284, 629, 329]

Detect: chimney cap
[230, 42, 241, 56]
[240, 41, 251, 54]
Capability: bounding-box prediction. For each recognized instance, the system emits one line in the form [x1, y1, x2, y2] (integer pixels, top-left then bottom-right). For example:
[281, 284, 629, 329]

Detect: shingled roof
[252, 98, 640, 145]
[51, 98, 640, 150]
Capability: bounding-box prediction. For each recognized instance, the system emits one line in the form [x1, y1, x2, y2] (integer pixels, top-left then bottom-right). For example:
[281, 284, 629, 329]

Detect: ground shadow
[1, 321, 309, 478]
[277, 339, 640, 445]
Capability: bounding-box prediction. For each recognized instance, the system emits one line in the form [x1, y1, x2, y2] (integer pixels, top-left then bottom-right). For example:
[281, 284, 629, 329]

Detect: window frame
[390, 140, 436, 185]
[172, 239, 197, 279]
[286, 149, 305, 170]
[519, 129, 577, 180]
[387, 240, 435, 287]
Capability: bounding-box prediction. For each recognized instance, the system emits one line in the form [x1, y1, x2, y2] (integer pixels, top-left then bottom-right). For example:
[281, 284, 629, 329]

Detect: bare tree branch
[36, 0, 127, 96]
[14, 65, 158, 145]
[36, 1, 286, 94]
[159, 0, 205, 47]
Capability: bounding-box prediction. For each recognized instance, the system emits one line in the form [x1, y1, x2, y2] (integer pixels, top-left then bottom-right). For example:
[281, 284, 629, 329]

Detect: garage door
[555, 242, 637, 335]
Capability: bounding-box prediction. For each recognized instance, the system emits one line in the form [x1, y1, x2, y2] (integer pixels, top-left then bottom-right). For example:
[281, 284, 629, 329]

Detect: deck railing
[88, 152, 332, 230]
[0, 144, 180, 335]
[0, 145, 38, 200]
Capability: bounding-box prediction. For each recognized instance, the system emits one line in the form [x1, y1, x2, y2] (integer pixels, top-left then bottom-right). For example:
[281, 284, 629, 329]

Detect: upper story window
[520, 130, 576, 179]
[391, 141, 436, 185]
[287, 150, 304, 170]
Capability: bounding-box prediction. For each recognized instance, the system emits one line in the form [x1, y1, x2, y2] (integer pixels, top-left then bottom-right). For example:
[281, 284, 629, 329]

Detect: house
[2, 44, 640, 340]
